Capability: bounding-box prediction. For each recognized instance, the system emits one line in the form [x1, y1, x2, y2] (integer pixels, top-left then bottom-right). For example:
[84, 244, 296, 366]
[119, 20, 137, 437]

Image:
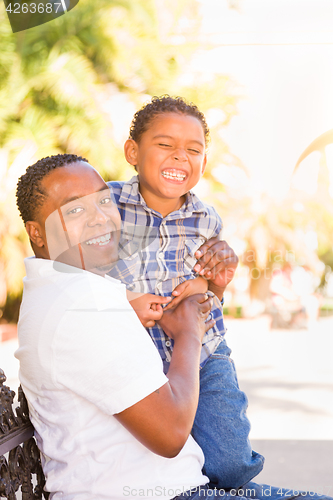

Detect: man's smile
[85, 232, 113, 246]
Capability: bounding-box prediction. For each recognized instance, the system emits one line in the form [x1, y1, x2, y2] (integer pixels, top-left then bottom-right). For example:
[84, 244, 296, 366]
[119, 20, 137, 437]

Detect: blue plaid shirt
[108, 176, 226, 372]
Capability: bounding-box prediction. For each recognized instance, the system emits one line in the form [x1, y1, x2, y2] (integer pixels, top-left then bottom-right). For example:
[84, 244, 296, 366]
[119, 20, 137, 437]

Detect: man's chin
[91, 261, 118, 276]
[53, 246, 119, 276]
[86, 250, 120, 276]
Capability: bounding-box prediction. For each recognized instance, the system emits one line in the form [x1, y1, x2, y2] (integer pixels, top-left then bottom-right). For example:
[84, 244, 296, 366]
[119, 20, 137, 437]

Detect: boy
[108, 96, 264, 489]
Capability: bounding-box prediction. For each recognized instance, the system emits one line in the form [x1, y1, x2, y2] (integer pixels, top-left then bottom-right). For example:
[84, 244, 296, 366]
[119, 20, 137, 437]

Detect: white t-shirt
[16, 257, 208, 500]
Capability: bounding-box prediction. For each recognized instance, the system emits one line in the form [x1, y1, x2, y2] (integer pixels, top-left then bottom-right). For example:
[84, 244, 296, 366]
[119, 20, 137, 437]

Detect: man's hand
[158, 293, 214, 343]
[163, 277, 208, 311]
[116, 293, 214, 458]
[127, 291, 171, 327]
[193, 238, 238, 300]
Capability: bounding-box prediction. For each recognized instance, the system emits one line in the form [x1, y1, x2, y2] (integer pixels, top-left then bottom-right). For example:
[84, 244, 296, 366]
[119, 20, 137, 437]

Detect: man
[15, 154, 332, 500]
[15, 154, 215, 499]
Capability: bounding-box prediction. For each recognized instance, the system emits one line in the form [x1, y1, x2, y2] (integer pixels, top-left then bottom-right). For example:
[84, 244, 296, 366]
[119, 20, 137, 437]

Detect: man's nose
[87, 204, 109, 225]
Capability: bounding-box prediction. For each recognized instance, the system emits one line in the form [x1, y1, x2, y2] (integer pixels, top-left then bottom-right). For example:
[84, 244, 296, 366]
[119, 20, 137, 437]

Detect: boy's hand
[128, 292, 171, 328]
[193, 238, 238, 300]
[164, 277, 208, 311]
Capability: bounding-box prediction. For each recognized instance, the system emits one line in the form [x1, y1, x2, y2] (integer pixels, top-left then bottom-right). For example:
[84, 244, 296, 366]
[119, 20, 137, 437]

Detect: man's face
[37, 162, 121, 275]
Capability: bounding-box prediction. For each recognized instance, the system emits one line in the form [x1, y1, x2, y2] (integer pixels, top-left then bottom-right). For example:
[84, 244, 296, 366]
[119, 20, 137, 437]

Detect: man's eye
[100, 197, 111, 205]
[67, 207, 84, 215]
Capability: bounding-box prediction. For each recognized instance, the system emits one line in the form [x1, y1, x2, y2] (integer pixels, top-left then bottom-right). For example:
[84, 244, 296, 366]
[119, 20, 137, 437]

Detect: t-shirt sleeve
[53, 279, 168, 415]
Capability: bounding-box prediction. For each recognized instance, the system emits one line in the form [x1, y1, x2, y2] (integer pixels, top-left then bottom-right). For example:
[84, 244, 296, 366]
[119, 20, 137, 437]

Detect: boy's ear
[201, 154, 207, 175]
[124, 139, 138, 167]
[25, 221, 46, 248]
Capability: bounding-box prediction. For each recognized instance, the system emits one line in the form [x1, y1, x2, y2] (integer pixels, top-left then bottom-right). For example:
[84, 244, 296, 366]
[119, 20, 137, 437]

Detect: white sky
[192, 0, 333, 198]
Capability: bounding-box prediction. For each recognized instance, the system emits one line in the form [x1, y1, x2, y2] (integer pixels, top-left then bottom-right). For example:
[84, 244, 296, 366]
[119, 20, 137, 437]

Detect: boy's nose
[173, 148, 187, 161]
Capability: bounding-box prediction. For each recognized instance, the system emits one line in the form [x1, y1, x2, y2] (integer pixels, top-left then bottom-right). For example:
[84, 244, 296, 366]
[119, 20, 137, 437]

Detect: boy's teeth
[162, 170, 186, 181]
[86, 233, 111, 246]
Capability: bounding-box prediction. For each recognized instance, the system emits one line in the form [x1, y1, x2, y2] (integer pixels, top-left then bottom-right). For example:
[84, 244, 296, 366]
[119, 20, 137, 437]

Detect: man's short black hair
[129, 95, 210, 145]
[16, 154, 88, 224]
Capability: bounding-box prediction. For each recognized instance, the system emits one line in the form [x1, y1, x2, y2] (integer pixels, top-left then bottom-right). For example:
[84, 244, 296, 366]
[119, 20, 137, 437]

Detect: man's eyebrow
[60, 187, 109, 206]
[153, 134, 204, 147]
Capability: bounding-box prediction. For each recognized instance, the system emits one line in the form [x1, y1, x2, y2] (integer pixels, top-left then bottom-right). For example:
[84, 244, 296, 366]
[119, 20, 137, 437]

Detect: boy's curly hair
[16, 154, 88, 224]
[129, 95, 210, 145]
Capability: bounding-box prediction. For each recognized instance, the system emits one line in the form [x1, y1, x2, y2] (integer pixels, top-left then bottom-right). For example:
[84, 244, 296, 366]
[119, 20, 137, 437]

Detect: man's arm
[114, 293, 214, 458]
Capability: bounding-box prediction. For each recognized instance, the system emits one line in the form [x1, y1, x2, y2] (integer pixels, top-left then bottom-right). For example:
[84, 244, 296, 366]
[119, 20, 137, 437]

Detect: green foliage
[1, 0, 331, 321]
[0, 0, 241, 319]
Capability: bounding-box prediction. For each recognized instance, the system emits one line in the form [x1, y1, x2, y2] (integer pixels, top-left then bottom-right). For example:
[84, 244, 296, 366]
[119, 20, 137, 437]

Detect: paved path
[1, 316, 332, 492]
[225, 315, 333, 492]
[250, 439, 333, 494]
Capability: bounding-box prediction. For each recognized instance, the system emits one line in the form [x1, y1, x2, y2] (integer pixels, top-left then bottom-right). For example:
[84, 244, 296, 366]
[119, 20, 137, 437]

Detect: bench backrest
[0, 368, 48, 499]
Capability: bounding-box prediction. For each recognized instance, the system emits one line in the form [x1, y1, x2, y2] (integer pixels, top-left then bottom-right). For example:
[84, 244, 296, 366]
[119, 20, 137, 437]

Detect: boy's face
[26, 162, 121, 275]
[125, 112, 207, 215]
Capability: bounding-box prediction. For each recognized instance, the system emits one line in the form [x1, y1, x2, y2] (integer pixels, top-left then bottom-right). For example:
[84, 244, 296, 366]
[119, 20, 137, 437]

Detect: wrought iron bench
[0, 368, 48, 499]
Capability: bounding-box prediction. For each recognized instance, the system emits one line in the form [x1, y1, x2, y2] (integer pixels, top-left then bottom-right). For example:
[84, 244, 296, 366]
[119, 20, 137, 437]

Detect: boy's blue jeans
[192, 339, 264, 489]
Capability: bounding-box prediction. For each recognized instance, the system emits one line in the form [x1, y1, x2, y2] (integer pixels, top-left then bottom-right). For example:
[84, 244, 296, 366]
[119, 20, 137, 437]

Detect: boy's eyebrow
[153, 134, 205, 147]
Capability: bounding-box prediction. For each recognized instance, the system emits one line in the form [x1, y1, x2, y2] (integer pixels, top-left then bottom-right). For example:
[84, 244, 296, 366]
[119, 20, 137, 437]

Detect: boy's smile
[124, 112, 207, 217]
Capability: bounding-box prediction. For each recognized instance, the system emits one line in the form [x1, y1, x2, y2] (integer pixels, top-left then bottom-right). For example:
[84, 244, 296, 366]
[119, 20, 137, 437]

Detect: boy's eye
[188, 148, 201, 154]
[158, 143, 172, 148]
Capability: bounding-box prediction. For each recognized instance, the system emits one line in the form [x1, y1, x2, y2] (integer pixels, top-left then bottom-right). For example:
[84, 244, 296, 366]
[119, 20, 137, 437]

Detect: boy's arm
[193, 238, 239, 300]
[115, 294, 214, 458]
[127, 290, 171, 327]
[163, 276, 208, 311]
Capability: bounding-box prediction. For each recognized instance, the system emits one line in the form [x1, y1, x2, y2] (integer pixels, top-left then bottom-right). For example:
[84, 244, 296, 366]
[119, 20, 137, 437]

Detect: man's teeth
[162, 171, 186, 181]
[86, 233, 111, 246]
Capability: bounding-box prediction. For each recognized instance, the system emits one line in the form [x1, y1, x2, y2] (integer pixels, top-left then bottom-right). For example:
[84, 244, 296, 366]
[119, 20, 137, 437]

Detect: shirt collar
[118, 175, 207, 217]
[24, 256, 85, 278]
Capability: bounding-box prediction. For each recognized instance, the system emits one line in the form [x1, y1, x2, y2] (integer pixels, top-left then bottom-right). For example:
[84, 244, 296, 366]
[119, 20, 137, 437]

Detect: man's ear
[201, 154, 207, 175]
[25, 221, 45, 248]
[124, 139, 138, 167]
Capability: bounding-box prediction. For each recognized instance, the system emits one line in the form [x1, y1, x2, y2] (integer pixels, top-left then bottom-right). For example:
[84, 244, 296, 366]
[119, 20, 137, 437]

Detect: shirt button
[165, 340, 172, 347]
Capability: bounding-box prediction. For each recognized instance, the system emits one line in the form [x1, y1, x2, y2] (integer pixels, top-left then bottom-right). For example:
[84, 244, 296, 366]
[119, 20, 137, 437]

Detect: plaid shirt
[108, 176, 226, 372]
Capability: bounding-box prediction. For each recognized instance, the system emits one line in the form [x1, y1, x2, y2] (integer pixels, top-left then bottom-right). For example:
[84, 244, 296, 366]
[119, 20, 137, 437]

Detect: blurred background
[0, 0, 332, 491]
[1, 0, 333, 324]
